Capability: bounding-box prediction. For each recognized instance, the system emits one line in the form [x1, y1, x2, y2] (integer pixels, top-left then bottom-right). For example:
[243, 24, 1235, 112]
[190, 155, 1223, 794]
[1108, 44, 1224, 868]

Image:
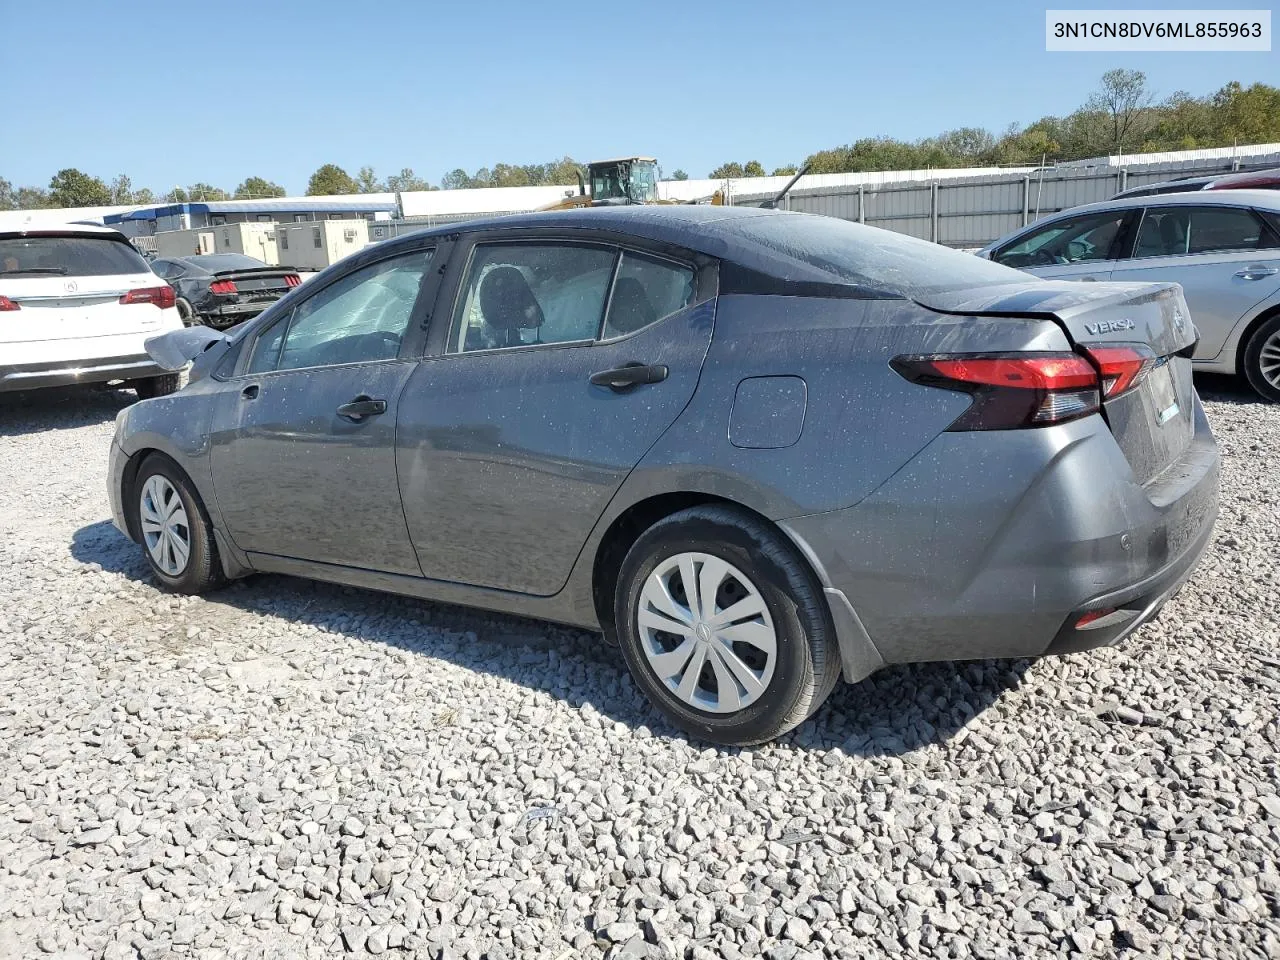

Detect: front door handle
[1235, 265, 1279, 280]
[336, 395, 388, 421]
[240, 384, 259, 400]
[589, 362, 669, 391]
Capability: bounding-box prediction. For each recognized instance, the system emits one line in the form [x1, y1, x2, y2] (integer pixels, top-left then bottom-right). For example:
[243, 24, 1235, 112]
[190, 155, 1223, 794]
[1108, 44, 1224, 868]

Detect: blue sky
[5, 0, 1275, 194]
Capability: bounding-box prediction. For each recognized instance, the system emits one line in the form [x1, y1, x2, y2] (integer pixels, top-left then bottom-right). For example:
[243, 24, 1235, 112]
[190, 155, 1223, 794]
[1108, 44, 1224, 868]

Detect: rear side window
[450, 243, 616, 352]
[1134, 206, 1277, 258]
[0, 235, 151, 277]
[603, 251, 695, 338]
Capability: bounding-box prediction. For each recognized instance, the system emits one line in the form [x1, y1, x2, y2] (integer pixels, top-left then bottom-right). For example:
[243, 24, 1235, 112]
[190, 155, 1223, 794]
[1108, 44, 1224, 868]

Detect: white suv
[1, 225, 185, 398]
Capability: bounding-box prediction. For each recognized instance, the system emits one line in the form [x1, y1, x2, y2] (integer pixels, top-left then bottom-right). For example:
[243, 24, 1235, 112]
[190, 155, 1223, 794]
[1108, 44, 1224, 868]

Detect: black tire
[613, 505, 841, 747]
[176, 298, 198, 326]
[132, 374, 180, 400]
[131, 454, 226, 594]
[1242, 313, 1280, 403]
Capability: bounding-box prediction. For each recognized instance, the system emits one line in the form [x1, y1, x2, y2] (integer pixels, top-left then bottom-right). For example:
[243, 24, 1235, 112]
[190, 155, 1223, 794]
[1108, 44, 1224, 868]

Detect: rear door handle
[1235, 265, 1278, 280]
[589, 362, 669, 391]
[240, 384, 259, 400]
[336, 395, 388, 421]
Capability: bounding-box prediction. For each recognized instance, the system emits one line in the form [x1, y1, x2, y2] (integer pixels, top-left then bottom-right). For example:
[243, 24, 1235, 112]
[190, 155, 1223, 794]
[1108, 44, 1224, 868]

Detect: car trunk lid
[210, 267, 298, 303]
[0, 271, 170, 343]
[916, 279, 1199, 486]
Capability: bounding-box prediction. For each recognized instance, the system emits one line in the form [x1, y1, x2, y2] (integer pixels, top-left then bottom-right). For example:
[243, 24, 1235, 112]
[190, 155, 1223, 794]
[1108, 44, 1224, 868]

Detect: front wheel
[132, 374, 180, 400]
[613, 505, 841, 746]
[1242, 314, 1280, 403]
[131, 454, 225, 594]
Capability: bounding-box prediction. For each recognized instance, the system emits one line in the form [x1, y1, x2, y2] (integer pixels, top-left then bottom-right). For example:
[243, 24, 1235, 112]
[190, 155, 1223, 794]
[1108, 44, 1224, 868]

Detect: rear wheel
[131, 454, 225, 594]
[613, 505, 841, 746]
[1242, 314, 1280, 403]
[132, 374, 180, 400]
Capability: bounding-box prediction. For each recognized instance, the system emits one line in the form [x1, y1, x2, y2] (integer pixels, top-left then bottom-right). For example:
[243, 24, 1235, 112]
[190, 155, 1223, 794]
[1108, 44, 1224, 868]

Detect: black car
[150, 254, 301, 329]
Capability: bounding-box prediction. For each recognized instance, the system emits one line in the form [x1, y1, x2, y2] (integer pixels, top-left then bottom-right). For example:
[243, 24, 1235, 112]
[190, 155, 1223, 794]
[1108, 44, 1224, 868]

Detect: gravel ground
[1, 379, 1277, 960]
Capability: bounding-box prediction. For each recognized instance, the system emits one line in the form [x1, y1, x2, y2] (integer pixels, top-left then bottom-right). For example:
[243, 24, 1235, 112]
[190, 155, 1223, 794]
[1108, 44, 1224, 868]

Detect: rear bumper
[0, 354, 166, 392]
[782, 394, 1219, 681]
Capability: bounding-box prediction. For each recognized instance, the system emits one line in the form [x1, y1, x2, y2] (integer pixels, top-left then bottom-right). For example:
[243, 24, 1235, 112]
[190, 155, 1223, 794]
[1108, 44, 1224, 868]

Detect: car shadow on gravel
[73, 519, 1028, 756]
[0, 386, 135, 437]
[1193, 372, 1266, 405]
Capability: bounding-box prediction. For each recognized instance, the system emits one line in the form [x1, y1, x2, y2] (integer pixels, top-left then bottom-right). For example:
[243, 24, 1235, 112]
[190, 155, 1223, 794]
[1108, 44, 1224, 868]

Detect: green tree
[165, 187, 189, 203]
[108, 174, 134, 204]
[440, 168, 472, 190]
[355, 166, 384, 193]
[234, 176, 286, 199]
[1211, 81, 1280, 144]
[770, 165, 798, 176]
[670, 169, 689, 180]
[0, 177, 14, 209]
[48, 168, 111, 207]
[133, 187, 156, 205]
[306, 163, 359, 196]
[743, 160, 766, 177]
[542, 157, 584, 186]
[386, 168, 431, 192]
[1087, 68, 1154, 153]
[17, 186, 53, 209]
[185, 183, 230, 201]
[709, 162, 745, 178]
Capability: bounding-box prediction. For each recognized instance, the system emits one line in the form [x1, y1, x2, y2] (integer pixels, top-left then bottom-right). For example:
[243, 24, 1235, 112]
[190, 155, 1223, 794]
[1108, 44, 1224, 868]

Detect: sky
[3, 0, 1276, 195]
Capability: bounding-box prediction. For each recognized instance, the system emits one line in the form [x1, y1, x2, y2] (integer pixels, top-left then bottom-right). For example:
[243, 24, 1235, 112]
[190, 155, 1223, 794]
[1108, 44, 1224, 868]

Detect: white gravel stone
[0, 381, 1277, 959]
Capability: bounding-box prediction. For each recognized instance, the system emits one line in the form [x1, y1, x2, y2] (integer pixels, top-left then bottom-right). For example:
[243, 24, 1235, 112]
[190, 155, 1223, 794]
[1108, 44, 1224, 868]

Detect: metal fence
[735, 152, 1280, 248]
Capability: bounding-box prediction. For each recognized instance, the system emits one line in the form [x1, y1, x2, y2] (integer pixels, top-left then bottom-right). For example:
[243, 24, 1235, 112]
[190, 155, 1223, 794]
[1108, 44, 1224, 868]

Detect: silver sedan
[978, 190, 1280, 401]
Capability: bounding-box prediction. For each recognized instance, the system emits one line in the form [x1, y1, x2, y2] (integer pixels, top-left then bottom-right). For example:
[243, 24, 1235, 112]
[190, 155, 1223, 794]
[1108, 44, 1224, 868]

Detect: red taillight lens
[892, 353, 1101, 430]
[284, 274, 301, 288]
[119, 286, 176, 309]
[0, 295, 20, 311]
[1080, 344, 1156, 399]
[209, 279, 238, 295]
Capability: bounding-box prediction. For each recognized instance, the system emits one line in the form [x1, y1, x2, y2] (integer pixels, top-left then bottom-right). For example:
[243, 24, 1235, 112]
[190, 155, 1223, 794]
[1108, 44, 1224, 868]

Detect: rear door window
[602, 251, 696, 338]
[0, 235, 151, 277]
[450, 243, 616, 352]
[1133, 206, 1278, 258]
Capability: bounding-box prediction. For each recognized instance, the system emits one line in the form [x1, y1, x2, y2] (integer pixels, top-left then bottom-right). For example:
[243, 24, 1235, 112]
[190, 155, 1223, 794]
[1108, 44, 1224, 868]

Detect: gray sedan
[109, 207, 1218, 745]
[977, 190, 1280, 401]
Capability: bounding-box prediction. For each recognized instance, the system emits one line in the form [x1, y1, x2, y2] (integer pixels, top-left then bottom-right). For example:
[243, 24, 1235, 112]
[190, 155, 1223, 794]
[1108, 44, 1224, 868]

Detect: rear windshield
[0, 235, 150, 278]
[728, 214, 1032, 297]
[184, 254, 269, 272]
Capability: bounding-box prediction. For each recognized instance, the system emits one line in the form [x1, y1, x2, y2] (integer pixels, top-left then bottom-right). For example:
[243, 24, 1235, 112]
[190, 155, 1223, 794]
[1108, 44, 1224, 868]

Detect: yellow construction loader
[539, 157, 811, 211]
[541, 157, 723, 209]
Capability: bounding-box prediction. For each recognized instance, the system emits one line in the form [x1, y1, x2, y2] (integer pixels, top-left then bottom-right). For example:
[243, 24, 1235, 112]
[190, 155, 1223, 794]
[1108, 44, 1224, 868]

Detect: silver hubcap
[637, 552, 777, 714]
[1259, 329, 1280, 388]
[139, 475, 190, 576]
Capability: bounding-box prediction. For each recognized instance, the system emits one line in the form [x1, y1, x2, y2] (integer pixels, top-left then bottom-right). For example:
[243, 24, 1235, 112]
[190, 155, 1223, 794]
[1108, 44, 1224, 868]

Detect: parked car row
[150, 253, 302, 329]
[1112, 164, 1280, 200]
[0, 226, 185, 398]
[977, 190, 1280, 402]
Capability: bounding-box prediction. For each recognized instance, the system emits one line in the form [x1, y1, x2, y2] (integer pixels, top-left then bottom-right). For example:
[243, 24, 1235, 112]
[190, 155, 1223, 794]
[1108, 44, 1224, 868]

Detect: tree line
[4, 72, 1278, 211]
[709, 72, 1280, 178]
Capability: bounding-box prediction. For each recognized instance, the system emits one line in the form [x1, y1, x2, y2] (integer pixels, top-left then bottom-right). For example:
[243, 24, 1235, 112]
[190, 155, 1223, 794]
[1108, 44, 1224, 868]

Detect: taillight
[892, 353, 1100, 430]
[284, 274, 301, 288]
[1080, 344, 1155, 399]
[209, 280, 238, 295]
[0, 295, 19, 311]
[119, 286, 176, 309]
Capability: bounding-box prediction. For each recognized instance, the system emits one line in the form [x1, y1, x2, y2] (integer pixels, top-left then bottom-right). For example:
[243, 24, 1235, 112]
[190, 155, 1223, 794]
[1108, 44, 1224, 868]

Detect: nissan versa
[108, 207, 1219, 746]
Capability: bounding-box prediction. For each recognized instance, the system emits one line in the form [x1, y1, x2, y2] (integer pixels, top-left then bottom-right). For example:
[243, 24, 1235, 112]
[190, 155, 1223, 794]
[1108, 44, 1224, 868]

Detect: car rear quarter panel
[621, 294, 1074, 519]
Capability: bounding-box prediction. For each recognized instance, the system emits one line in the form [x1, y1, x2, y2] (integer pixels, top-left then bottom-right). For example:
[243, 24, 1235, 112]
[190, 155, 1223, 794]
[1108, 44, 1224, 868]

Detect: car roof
[1054, 188, 1280, 217]
[379, 205, 795, 257]
[0, 222, 131, 240]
